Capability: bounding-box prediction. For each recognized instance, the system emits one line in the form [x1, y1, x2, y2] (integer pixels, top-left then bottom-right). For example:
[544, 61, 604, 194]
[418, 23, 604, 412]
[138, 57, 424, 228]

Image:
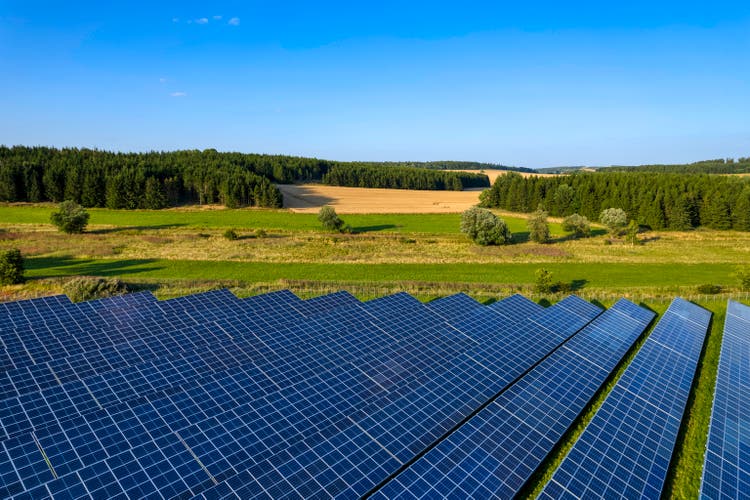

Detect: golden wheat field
[278, 170, 552, 213]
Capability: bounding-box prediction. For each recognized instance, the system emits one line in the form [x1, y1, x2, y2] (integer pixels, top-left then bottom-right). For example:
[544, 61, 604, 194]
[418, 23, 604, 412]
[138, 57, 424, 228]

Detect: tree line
[0, 147, 502, 209]
[0, 147, 287, 208]
[480, 172, 750, 231]
[340, 160, 534, 173]
[322, 164, 490, 190]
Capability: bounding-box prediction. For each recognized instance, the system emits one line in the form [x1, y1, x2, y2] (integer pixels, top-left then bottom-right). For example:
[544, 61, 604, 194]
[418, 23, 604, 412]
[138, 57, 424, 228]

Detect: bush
[600, 207, 627, 236]
[625, 220, 641, 246]
[736, 267, 750, 291]
[223, 229, 239, 240]
[255, 229, 267, 238]
[562, 214, 591, 238]
[460, 207, 512, 245]
[63, 276, 128, 303]
[527, 207, 551, 243]
[534, 268, 554, 294]
[696, 284, 722, 294]
[318, 206, 344, 232]
[0, 248, 24, 285]
[50, 200, 90, 234]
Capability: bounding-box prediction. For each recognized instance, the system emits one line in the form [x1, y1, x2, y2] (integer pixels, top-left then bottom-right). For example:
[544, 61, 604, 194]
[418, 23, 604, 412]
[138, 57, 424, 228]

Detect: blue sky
[1, 1, 749, 167]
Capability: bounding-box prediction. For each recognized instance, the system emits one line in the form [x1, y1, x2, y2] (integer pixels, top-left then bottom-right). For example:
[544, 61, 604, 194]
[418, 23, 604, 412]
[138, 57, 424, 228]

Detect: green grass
[0, 204, 560, 236]
[23, 257, 738, 289]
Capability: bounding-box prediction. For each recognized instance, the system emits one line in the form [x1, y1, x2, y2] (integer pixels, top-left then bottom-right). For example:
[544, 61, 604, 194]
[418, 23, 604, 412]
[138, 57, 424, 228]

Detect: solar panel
[540, 298, 711, 499]
[701, 300, 750, 499]
[292, 291, 361, 317]
[195, 298, 601, 498]
[487, 293, 544, 321]
[371, 299, 654, 499]
[425, 293, 483, 321]
[0, 292, 488, 498]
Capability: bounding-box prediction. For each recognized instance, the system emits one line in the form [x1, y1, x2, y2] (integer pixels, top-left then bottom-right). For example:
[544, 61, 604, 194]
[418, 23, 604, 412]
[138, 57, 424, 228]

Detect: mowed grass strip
[0, 204, 557, 235]
[24, 257, 736, 288]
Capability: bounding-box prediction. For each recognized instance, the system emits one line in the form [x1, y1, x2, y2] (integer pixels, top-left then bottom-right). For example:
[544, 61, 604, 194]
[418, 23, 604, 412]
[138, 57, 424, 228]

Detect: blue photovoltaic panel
[488, 293, 544, 321]
[425, 293, 483, 321]
[292, 291, 360, 317]
[0, 291, 472, 499]
[540, 298, 711, 499]
[196, 298, 601, 499]
[701, 300, 750, 500]
[372, 299, 653, 499]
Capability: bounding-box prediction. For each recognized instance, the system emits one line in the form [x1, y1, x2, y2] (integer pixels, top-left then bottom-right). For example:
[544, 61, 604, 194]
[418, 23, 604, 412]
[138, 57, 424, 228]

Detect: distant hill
[342, 161, 536, 174]
[537, 158, 750, 175]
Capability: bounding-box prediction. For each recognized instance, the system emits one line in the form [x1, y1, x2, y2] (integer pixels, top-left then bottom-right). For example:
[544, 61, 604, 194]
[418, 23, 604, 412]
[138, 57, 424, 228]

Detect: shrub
[318, 206, 344, 232]
[63, 276, 129, 303]
[696, 284, 722, 294]
[50, 200, 90, 234]
[534, 268, 554, 294]
[255, 229, 267, 238]
[223, 229, 239, 240]
[460, 207, 512, 245]
[527, 207, 551, 243]
[736, 267, 750, 291]
[625, 220, 641, 246]
[600, 208, 627, 236]
[562, 214, 591, 238]
[0, 248, 24, 285]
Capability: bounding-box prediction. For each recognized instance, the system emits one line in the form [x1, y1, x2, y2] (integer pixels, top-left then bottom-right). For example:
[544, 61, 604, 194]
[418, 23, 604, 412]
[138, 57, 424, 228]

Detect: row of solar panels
[0, 288, 739, 499]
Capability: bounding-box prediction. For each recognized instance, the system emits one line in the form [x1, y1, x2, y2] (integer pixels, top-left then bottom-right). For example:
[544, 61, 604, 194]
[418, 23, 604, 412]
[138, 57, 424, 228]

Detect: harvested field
[278, 184, 484, 213]
[450, 169, 555, 183]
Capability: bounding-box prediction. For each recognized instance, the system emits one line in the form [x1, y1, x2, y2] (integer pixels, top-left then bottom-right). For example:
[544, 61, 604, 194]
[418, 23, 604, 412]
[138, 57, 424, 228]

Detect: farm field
[2, 203, 749, 302]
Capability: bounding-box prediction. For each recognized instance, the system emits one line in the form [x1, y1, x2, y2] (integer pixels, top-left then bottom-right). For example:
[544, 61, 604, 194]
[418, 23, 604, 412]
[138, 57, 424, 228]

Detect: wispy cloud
[159, 77, 167, 84]
[195, 17, 209, 24]
[228, 17, 240, 26]
[213, 15, 222, 20]
[172, 17, 179, 23]
[170, 91, 187, 97]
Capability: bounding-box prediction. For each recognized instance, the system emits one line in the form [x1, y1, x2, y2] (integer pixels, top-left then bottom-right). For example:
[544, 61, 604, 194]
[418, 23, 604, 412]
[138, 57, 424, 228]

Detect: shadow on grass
[352, 224, 399, 233]
[570, 279, 588, 291]
[89, 224, 187, 234]
[512, 231, 530, 243]
[26, 255, 163, 279]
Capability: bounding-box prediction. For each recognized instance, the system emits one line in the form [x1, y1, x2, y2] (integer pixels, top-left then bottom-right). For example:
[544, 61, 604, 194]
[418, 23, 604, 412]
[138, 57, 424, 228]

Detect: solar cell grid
[202, 299, 601, 499]
[700, 300, 750, 500]
[487, 293, 544, 321]
[292, 291, 360, 317]
[540, 298, 710, 499]
[425, 293, 483, 321]
[372, 299, 652, 499]
[0, 292, 484, 498]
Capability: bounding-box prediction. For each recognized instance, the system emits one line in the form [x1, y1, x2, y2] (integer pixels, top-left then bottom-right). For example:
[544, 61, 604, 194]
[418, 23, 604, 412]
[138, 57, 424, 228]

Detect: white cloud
[195, 17, 209, 24]
[213, 15, 222, 20]
[172, 17, 179, 23]
[170, 91, 187, 97]
[159, 77, 167, 84]
[228, 17, 240, 26]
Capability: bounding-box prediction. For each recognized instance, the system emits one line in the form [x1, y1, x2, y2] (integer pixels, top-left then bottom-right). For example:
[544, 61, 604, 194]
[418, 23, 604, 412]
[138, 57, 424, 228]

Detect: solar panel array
[0, 288, 605, 499]
[372, 298, 655, 499]
[701, 300, 750, 499]
[540, 297, 711, 499]
[0, 289, 727, 499]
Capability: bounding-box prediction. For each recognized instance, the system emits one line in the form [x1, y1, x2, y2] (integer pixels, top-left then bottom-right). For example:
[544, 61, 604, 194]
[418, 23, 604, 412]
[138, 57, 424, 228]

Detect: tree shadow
[570, 279, 588, 291]
[512, 231, 530, 243]
[538, 298, 552, 307]
[640, 235, 661, 244]
[88, 224, 187, 234]
[26, 255, 163, 279]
